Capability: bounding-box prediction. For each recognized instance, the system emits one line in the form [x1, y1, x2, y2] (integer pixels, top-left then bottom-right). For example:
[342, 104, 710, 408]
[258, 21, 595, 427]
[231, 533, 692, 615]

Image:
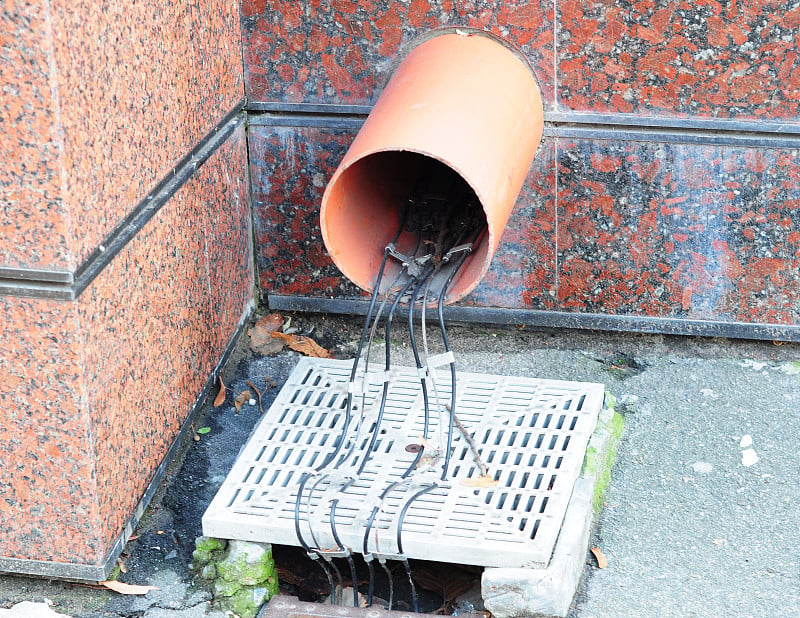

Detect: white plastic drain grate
[203, 358, 604, 569]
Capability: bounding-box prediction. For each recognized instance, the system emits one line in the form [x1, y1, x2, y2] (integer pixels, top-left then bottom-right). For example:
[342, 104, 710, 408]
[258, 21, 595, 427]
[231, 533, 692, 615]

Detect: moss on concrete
[582, 392, 625, 514]
[192, 537, 278, 618]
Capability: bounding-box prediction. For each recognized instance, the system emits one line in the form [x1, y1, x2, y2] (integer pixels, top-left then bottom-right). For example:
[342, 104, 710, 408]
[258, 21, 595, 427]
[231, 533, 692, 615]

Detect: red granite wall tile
[0, 126, 252, 566]
[79, 124, 252, 551]
[250, 124, 366, 299]
[242, 0, 554, 108]
[556, 139, 800, 324]
[51, 0, 245, 265]
[558, 0, 800, 120]
[0, 3, 72, 270]
[461, 139, 557, 310]
[0, 297, 102, 564]
[1, 0, 244, 271]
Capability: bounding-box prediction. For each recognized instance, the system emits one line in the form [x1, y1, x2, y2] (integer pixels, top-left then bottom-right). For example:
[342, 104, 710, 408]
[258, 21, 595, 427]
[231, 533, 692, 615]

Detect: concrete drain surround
[203, 358, 603, 569]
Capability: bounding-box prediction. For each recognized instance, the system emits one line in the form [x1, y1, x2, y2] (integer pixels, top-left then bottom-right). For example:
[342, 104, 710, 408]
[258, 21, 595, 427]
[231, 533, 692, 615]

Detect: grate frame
[203, 358, 604, 569]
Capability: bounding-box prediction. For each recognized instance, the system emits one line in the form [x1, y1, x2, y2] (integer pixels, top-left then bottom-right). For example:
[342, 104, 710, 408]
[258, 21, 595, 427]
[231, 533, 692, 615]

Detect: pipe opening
[323, 151, 489, 303]
[320, 32, 544, 305]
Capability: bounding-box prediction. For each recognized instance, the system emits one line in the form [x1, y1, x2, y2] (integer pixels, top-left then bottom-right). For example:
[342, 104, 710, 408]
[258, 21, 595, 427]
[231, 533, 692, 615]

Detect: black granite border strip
[0, 302, 254, 581]
[245, 102, 800, 148]
[268, 295, 800, 343]
[0, 100, 246, 301]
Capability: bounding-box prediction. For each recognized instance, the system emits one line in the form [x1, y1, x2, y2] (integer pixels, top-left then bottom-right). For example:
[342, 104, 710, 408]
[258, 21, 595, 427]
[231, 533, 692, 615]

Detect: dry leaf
[234, 390, 253, 412]
[213, 377, 226, 407]
[270, 331, 332, 358]
[590, 547, 608, 569]
[460, 475, 498, 488]
[248, 314, 286, 355]
[101, 580, 158, 595]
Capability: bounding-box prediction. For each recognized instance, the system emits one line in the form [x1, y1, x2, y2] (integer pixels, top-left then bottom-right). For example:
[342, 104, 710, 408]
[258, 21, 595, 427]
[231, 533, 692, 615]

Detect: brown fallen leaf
[270, 331, 332, 358]
[248, 314, 286, 355]
[590, 547, 608, 569]
[234, 389, 253, 412]
[459, 475, 498, 488]
[213, 376, 226, 407]
[101, 580, 158, 595]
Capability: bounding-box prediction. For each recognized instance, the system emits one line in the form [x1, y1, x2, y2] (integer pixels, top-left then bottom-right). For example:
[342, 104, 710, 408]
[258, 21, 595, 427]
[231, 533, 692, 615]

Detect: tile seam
[0, 99, 247, 300]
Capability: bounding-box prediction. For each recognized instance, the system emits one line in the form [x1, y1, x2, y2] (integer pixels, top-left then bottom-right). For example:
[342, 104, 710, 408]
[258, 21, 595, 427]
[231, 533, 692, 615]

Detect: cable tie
[427, 351, 455, 370]
[417, 366, 429, 379]
[347, 380, 365, 395]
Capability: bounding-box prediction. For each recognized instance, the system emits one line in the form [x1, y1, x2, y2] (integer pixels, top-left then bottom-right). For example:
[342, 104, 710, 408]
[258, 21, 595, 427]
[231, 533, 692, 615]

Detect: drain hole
[543, 413, 552, 428]
[518, 517, 527, 531]
[556, 414, 565, 429]
[535, 434, 544, 448]
[505, 470, 516, 487]
[530, 519, 540, 539]
[521, 433, 530, 448]
[484, 491, 494, 505]
[577, 394, 586, 410]
[494, 430, 504, 446]
[539, 496, 549, 513]
[497, 493, 507, 509]
[541, 455, 550, 468]
[547, 475, 556, 490]
[533, 474, 543, 490]
[508, 431, 518, 446]
[548, 435, 558, 450]
[529, 412, 539, 427]
[520, 471, 530, 488]
[555, 456, 563, 469]
[511, 494, 521, 510]
[570, 415, 578, 430]
[562, 435, 571, 450]
[526, 496, 535, 512]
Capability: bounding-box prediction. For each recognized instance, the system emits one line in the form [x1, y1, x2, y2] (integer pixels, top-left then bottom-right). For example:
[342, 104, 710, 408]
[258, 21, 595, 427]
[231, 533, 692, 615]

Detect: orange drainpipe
[320, 31, 544, 304]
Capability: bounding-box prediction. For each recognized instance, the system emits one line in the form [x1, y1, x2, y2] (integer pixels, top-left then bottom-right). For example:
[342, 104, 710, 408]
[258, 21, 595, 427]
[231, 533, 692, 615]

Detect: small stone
[739, 434, 753, 448]
[214, 578, 241, 598]
[691, 461, 713, 474]
[192, 536, 227, 566]
[741, 448, 759, 467]
[200, 564, 217, 580]
[248, 398, 257, 406]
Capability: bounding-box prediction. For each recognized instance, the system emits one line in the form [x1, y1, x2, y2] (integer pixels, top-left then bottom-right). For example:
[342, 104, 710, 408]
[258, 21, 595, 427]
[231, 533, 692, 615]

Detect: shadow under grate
[203, 358, 604, 570]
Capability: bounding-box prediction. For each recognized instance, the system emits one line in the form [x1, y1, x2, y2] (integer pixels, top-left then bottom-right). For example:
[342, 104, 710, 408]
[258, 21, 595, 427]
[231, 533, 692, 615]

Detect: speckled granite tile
[78, 123, 252, 551]
[0, 126, 252, 566]
[51, 0, 245, 265]
[557, 0, 800, 120]
[0, 2, 72, 270]
[0, 296, 102, 564]
[461, 139, 557, 310]
[250, 124, 366, 299]
[242, 0, 554, 108]
[556, 138, 800, 325]
[1, 0, 244, 271]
